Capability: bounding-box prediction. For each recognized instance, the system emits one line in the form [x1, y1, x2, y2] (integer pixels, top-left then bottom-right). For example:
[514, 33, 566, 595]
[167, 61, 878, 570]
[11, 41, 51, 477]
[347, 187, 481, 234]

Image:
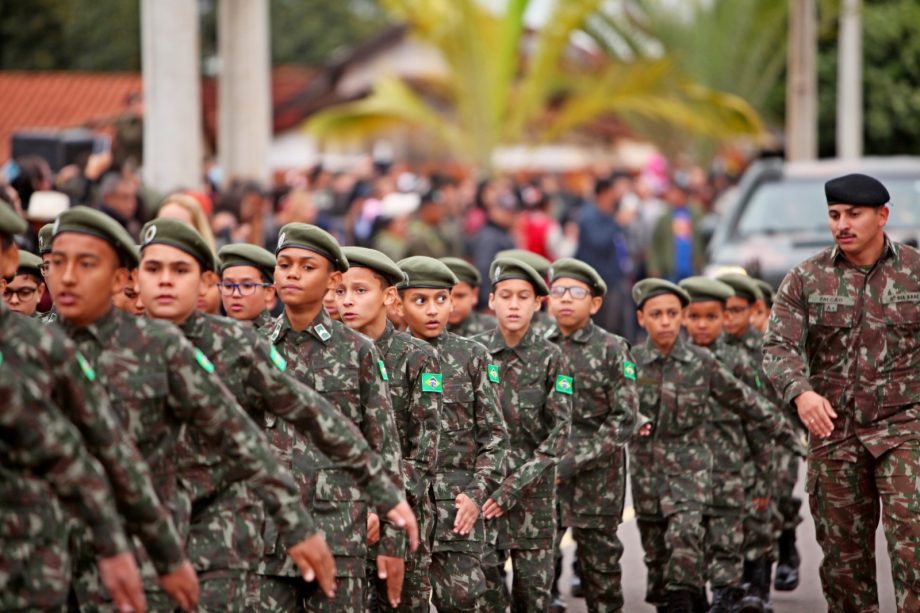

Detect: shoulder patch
[487, 363, 501, 383]
[193, 348, 215, 374]
[421, 372, 442, 393]
[0, 350, 3, 369]
[270, 326, 281, 342]
[378, 359, 389, 381]
[314, 323, 331, 341]
[75, 352, 96, 382]
[754, 374, 762, 390]
[623, 360, 637, 381]
[555, 374, 574, 395]
[269, 345, 287, 372]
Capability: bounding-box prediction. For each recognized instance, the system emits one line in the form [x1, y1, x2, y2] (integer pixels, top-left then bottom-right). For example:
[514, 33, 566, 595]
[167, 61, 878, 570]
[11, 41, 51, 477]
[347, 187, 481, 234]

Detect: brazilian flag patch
[194, 348, 215, 374]
[623, 360, 637, 381]
[555, 374, 574, 395]
[421, 373, 442, 393]
[0, 350, 4, 369]
[378, 360, 389, 381]
[269, 346, 287, 372]
[487, 363, 500, 383]
[76, 352, 96, 382]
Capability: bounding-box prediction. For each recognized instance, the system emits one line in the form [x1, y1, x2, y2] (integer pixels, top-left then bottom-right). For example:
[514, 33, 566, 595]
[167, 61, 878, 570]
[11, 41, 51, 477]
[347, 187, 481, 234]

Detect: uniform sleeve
[164, 335, 316, 548]
[465, 348, 510, 507]
[402, 346, 441, 503]
[763, 270, 814, 405]
[490, 351, 572, 510]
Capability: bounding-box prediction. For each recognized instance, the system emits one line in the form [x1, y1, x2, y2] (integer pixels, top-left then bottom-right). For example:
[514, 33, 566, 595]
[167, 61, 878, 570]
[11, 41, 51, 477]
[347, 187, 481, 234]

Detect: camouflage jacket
[265, 309, 405, 574]
[0, 304, 184, 575]
[764, 237, 920, 459]
[251, 309, 274, 331]
[472, 326, 571, 549]
[448, 310, 497, 338]
[425, 331, 509, 552]
[548, 321, 639, 526]
[177, 310, 401, 571]
[39, 307, 58, 325]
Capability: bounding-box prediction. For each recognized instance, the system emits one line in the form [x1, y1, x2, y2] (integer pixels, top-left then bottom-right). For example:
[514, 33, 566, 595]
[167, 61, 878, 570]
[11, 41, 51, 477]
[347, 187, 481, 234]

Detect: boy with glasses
[3, 251, 45, 317]
[218, 243, 278, 329]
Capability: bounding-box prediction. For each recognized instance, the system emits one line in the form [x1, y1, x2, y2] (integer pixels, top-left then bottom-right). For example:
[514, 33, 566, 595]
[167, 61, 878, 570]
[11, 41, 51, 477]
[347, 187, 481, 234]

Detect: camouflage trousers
[481, 546, 554, 613]
[0, 537, 71, 611]
[429, 549, 486, 612]
[369, 494, 435, 612]
[772, 447, 803, 534]
[742, 484, 773, 562]
[808, 438, 920, 613]
[636, 506, 706, 597]
[635, 516, 668, 606]
[703, 509, 744, 588]
[256, 573, 365, 612]
[571, 526, 625, 613]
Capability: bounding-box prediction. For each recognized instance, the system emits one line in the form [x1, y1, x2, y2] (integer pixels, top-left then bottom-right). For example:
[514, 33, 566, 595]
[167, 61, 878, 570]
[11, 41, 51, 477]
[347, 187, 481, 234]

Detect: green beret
[140, 218, 217, 272]
[490, 257, 549, 296]
[439, 257, 481, 286]
[219, 243, 276, 283]
[717, 272, 762, 303]
[548, 258, 607, 296]
[397, 256, 458, 289]
[632, 278, 690, 309]
[342, 246, 406, 286]
[276, 223, 348, 273]
[0, 201, 27, 237]
[37, 223, 55, 255]
[495, 249, 551, 276]
[17, 251, 43, 278]
[54, 206, 139, 268]
[825, 173, 889, 207]
[679, 276, 735, 303]
[754, 279, 774, 306]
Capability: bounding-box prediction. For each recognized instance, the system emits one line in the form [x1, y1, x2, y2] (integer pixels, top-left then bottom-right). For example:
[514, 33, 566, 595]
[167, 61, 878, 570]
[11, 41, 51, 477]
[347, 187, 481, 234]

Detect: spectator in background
[156, 193, 218, 256]
[97, 170, 142, 239]
[405, 190, 450, 258]
[518, 183, 577, 261]
[467, 185, 517, 308]
[647, 181, 705, 283]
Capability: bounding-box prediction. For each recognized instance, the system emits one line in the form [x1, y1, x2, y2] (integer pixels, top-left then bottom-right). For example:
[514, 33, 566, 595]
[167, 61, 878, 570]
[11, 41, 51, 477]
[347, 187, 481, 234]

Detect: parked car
[705, 156, 920, 288]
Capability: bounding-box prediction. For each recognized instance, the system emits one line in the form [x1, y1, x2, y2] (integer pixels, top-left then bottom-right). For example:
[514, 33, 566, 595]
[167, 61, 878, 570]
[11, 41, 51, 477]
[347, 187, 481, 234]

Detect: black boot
[739, 557, 771, 613]
[710, 585, 744, 613]
[691, 588, 709, 613]
[774, 528, 800, 591]
[667, 589, 695, 613]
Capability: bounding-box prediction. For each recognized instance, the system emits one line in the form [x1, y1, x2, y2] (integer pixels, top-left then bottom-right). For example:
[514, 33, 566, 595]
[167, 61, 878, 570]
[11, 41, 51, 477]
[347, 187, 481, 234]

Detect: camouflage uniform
[261, 309, 405, 612]
[764, 237, 920, 612]
[549, 321, 639, 612]
[629, 336, 794, 607]
[40, 307, 58, 325]
[448, 310, 496, 338]
[252, 309, 275, 331]
[176, 310, 403, 610]
[369, 321, 442, 612]
[424, 331, 508, 612]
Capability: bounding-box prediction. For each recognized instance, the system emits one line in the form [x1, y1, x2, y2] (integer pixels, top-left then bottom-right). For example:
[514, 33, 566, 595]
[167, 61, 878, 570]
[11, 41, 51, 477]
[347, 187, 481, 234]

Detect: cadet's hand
[482, 498, 505, 519]
[159, 560, 199, 610]
[287, 533, 336, 598]
[453, 493, 479, 535]
[385, 500, 419, 553]
[98, 551, 146, 613]
[638, 423, 653, 437]
[794, 391, 836, 438]
[752, 497, 770, 512]
[367, 512, 381, 546]
[376, 555, 405, 608]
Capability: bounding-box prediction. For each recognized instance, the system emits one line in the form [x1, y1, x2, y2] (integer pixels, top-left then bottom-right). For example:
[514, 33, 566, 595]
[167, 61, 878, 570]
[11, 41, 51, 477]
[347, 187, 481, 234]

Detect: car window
[736, 177, 920, 238]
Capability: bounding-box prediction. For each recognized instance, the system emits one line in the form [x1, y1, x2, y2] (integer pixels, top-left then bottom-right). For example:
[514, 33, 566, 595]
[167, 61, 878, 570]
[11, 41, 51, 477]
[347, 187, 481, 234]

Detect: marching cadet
[137, 219, 415, 610]
[396, 255, 509, 612]
[474, 257, 572, 612]
[546, 257, 639, 612]
[264, 224, 408, 611]
[111, 247, 145, 317]
[218, 242, 278, 329]
[440, 256, 496, 338]
[3, 250, 44, 316]
[336, 246, 442, 611]
[496, 248, 555, 337]
[36, 221, 59, 324]
[629, 279, 800, 612]
[46, 207, 336, 608]
[749, 279, 774, 334]
[764, 173, 920, 612]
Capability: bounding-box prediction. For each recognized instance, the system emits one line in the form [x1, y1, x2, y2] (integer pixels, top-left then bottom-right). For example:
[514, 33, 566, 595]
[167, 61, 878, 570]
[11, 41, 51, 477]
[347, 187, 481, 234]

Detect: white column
[786, 0, 818, 161]
[836, 0, 863, 160]
[141, 0, 202, 192]
[218, 0, 272, 184]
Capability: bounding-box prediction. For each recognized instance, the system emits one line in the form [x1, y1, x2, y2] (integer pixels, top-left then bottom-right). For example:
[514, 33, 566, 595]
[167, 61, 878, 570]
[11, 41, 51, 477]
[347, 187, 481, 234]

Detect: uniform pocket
[430, 472, 483, 543]
[675, 387, 707, 432]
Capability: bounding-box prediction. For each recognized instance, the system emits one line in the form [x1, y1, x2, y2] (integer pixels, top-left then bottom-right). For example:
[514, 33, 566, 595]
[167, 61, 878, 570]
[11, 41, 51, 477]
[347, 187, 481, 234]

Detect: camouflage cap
[717, 272, 762, 303]
[632, 278, 690, 309]
[439, 256, 481, 286]
[37, 223, 55, 254]
[0, 201, 27, 237]
[397, 256, 458, 289]
[54, 206, 139, 268]
[17, 250, 43, 278]
[495, 249, 551, 277]
[275, 223, 348, 272]
[754, 278, 774, 306]
[342, 246, 406, 286]
[679, 276, 735, 303]
[140, 218, 217, 272]
[825, 173, 889, 207]
[490, 257, 549, 296]
[548, 257, 607, 296]
[218, 243, 276, 282]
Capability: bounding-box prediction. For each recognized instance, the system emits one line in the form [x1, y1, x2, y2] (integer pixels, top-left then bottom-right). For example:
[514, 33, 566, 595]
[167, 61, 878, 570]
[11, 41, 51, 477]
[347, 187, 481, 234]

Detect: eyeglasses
[549, 285, 591, 300]
[3, 286, 37, 301]
[218, 281, 272, 296]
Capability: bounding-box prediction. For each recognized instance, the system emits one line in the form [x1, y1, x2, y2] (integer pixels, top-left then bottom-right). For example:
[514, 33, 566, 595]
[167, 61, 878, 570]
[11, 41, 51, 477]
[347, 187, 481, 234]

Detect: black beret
[219, 243, 276, 283]
[54, 206, 139, 268]
[679, 276, 735, 303]
[342, 246, 406, 286]
[276, 223, 348, 273]
[439, 257, 481, 286]
[489, 257, 549, 296]
[397, 256, 458, 289]
[632, 278, 690, 309]
[140, 218, 217, 272]
[825, 173, 890, 207]
[548, 258, 607, 296]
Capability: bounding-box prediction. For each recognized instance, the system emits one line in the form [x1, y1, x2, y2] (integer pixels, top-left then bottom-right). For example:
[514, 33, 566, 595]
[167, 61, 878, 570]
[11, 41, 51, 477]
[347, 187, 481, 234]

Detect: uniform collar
[481, 324, 537, 356]
[60, 306, 121, 346]
[272, 308, 335, 345]
[252, 309, 274, 329]
[638, 334, 692, 365]
[377, 320, 396, 345]
[830, 234, 897, 266]
[548, 320, 595, 344]
[179, 310, 207, 340]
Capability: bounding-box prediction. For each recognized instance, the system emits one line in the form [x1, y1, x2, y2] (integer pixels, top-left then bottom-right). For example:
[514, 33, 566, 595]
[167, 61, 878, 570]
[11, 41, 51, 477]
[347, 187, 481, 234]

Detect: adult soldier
[546, 258, 639, 613]
[47, 207, 336, 607]
[441, 256, 497, 338]
[217, 242, 278, 329]
[475, 257, 572, 612]
[3, 250, 45, 316]
[496, 248, 555, 337]
[336, 246, 442, 611]
[763, 173, 920, 612]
